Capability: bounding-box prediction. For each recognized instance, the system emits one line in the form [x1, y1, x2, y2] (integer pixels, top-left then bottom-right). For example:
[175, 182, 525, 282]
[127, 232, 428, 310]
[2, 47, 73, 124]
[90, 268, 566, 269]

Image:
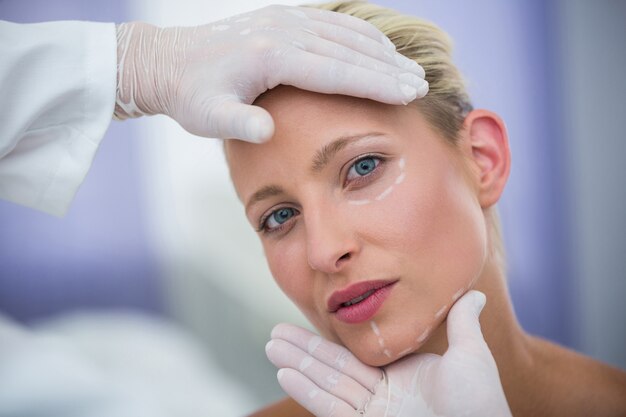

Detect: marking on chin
[383, 349, 392, 358]
[397, 347, 414, 357]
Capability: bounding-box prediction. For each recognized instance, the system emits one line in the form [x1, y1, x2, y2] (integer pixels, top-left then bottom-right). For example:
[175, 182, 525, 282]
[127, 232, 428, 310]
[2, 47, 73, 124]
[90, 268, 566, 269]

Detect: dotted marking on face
[370, 321, 381, 336]
[349, 199, 371, 206]
[378, 337, 385, 348]
[375, 185, 394, 201]
[240, 28, 251, 35]
[285, 8, 308, 19]
[347, 156, 406, 206]
[299, 356, 314, 372]
[417, 326, 431, 343]
[435, 304, 448, 319]
[308, 336, 322, 355]
[452, 287, 465, 302]
[398, 347, 414, 357]
[383, 349, 392, 358]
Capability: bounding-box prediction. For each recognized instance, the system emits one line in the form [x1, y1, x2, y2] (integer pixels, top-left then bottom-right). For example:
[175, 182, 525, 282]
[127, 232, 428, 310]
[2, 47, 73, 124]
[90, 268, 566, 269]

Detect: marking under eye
[347, 155, 406, 206]
[375, 186, 394, 201]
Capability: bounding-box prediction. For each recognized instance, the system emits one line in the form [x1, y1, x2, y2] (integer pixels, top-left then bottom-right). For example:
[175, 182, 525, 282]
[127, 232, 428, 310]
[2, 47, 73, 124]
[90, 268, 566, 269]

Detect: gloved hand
[265, 290, 512, 417]
[114, 5, 428, 143]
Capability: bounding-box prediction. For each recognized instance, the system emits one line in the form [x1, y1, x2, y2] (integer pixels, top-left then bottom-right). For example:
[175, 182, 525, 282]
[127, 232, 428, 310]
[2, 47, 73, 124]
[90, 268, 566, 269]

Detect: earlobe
[463, 109, 511, 208]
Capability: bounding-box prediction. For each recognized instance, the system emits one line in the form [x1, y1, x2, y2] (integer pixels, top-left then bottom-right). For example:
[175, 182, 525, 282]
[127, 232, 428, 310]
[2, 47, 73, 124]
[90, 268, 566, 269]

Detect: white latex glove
[114, 5, 428, 143]
[265, 290, 513, 417]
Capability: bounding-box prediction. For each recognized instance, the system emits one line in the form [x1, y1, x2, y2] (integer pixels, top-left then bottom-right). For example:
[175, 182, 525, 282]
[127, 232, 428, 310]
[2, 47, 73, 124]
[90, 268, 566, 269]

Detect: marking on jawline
[417, 326, 431, 343]
[398, 347, 414, 357]
[452, 287, 465, 302]
[435, 304, 448, 319]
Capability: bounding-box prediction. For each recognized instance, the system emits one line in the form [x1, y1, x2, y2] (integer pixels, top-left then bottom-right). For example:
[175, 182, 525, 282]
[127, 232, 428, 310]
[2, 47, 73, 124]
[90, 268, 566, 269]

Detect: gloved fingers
[275, 49, 428, 105]
[446, 290, 489, 351]
[199, 96, 275, 142]
[266, 339, 377, 410]
[275, 368, 358, 417]
[291, 30, 422, 82]
[297, 6, 395, 48]
[298, 19, 424, 77]
[271, 324, 382, 392]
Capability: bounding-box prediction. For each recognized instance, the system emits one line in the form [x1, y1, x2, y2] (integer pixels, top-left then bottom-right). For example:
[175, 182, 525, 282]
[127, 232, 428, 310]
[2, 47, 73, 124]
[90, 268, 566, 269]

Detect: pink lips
[327, 280, 398, 324]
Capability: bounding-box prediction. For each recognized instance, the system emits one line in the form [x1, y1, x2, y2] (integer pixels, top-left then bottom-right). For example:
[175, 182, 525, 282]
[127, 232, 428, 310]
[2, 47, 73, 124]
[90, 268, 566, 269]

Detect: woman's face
[226, 86, 488, 366]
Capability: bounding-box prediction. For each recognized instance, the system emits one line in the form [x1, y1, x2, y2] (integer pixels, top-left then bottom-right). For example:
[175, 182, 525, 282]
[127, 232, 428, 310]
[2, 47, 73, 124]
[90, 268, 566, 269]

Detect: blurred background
[1, 0, 625, 415]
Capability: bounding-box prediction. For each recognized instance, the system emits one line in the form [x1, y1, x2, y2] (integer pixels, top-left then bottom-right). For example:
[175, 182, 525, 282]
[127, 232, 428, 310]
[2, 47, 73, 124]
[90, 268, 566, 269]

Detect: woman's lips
[327, 280, 398, 324]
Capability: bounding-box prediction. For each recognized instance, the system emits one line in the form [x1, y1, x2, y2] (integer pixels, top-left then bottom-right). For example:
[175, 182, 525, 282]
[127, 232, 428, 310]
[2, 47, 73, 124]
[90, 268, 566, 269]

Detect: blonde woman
[224, 2, 626, 416]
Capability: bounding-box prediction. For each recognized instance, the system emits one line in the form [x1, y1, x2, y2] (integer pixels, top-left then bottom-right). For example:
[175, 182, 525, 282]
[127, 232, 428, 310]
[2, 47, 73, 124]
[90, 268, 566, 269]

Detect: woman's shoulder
[529, 335, 626, 416]
[247, 397, 314, 417]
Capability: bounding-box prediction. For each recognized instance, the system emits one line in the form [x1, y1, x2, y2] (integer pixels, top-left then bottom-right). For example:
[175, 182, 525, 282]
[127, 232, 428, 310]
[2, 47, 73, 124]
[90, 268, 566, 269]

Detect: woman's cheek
[265, 238, 316, 314]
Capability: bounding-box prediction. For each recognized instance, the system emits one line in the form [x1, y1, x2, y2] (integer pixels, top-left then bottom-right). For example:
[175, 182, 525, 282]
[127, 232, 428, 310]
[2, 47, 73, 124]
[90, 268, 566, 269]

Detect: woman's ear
[462, 109, 511, 208]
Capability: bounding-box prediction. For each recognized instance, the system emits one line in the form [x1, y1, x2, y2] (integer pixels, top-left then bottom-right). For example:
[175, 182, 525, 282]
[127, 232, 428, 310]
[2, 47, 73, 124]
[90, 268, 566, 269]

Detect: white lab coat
[0, 20, 116, 216]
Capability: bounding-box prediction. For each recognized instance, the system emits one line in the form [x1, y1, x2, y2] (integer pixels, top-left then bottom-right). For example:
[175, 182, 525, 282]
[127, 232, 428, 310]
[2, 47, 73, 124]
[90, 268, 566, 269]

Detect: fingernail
[265, 340, 274, 353]
[246, 116, 273, 143]
[382, 35, 396, 51]
[395, 53, 419, 72]
[400, 84, 417, 103]
[416, 81, 429, 98]
[398, 72, 423, 88]
[474, 291, 487, 315]
[277, 369, 285, 381]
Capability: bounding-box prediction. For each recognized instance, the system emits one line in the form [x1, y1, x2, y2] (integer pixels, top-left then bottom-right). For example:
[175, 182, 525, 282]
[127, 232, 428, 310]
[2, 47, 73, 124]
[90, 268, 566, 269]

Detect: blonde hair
[308, 1, 507, 272]
[307, 1, 472, 144]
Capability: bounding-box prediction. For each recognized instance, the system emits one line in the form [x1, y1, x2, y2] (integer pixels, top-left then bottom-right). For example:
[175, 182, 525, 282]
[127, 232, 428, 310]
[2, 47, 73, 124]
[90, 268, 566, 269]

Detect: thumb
[197, 97, 275, 143]
[446, 290, 488, 350]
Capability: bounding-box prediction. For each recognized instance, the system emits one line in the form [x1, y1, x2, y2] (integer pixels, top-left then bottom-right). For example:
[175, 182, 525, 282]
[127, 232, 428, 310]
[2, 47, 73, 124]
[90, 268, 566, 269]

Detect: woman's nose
[305, 209, 358, 274]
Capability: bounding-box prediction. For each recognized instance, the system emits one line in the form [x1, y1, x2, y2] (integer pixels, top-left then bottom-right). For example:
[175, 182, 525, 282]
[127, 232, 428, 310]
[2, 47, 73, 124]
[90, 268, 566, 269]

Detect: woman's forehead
[225, 87, 421, 197]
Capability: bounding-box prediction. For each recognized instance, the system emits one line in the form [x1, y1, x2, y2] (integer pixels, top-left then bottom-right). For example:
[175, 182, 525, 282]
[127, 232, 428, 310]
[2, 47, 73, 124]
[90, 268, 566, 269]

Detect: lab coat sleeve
[0, 20, 117, 216]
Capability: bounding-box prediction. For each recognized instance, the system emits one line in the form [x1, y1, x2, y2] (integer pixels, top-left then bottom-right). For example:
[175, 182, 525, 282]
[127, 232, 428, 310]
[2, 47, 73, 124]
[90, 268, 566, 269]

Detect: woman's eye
[264, 207, 296, 231]
[347, 156, 380, 181]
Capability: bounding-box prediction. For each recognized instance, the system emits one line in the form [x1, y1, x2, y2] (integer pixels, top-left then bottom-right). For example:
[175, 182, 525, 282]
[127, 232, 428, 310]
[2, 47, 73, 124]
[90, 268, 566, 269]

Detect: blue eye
[347, 156, 380, 180]
[264, 207, 296, 231]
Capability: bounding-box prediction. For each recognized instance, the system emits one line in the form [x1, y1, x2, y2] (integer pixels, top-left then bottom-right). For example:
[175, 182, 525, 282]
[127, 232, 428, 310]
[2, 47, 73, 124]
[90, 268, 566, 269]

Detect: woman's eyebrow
[310, 131, 385, 173]
[246, 184, 284, 214]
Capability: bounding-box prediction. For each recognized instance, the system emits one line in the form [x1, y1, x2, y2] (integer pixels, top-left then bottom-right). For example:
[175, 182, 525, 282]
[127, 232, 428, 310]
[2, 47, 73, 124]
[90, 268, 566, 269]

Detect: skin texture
[227, 87, 626, 417]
